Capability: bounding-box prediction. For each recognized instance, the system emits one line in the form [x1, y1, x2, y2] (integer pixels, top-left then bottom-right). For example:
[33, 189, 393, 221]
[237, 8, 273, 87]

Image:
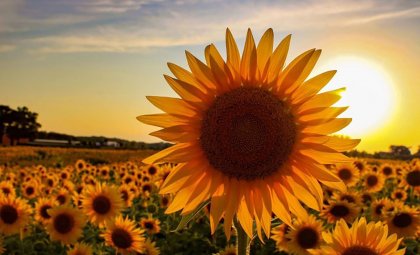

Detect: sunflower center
[121, 191, 129, 201]
[362, 194, 372, 204]
[200, 87, 296, 180]
[142, 184, 152, 193]
[366, 175, 378, 186]
[144, 221, 154, 230]
[392, 213, 412, 228]
[406, 170, 420, 186]
[342, 246, 378, 255]
[0, 205, 18, 224]
[148, 166, 157, 175]
[2, 188, 10, 195]
[374, 204, 384, 215]
[338, 169, 352, 180]
[341, 195, 355, 203]
[111, 228, 133, 249]
[26, 187, 34, 195]
[330, 204, 350, 217]
[53, 213, 75, 234]
[40, 205, 52, 219]
[382, 167, 392, 176]
[395, 192, 403, 199]
[92, 195, 111, 214]
[56, 195, 66, 205]
[296, 227, 318, 249]
[354, 162, 364, 171]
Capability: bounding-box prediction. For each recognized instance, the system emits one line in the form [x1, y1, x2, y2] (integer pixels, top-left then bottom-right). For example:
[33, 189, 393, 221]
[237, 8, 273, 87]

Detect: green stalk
[234, 218, 250, 255]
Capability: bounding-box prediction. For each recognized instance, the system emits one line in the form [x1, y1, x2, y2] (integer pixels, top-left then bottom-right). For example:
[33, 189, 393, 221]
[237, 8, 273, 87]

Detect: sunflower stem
[234, 218, 250, 255]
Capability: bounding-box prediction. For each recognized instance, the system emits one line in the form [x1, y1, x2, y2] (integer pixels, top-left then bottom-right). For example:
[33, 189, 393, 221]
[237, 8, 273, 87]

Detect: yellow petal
[291, 70, 337, 103]
[257, 28, 274, 79]
[137, 114, 188, 128]
[302, 118, 352, 135]
[167, 62, 208, 93]
[297, 87, 345, 111]
[267, 34, 291, 83]
[142, 143, 196, 164]
[163, 75, 210, 104]
[185, 51, 217, 90]
[240, 28, 257, 85]
[146, 96, 197, 117]
[225, 28, 241, 74]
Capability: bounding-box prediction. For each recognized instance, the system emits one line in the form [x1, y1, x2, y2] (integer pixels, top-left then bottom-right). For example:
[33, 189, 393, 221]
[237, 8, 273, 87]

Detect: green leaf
[172, 200, 210, 232]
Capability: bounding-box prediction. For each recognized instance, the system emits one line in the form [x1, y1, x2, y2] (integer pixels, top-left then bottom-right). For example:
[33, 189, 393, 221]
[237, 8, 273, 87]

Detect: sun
[321, 56, 396, 137]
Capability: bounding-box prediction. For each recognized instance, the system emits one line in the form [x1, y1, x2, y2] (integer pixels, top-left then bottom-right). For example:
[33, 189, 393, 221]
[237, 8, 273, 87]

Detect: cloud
[0, 44, 16, 53]
[4, 0, 420, 53]
[346, 6, 420, 25]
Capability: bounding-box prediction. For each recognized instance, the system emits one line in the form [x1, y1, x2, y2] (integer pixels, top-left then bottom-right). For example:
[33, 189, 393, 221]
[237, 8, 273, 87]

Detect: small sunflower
[55, 188, 71, 206]
[138, 28, 359, 238]
[102, 215, 145, 255]
[119, 184, 135, 207]
[371, 198, 391, 221]
[400, 167, 420, 193]
[34, 197, 58, 225]
[271, 223, 291, 253]
[137, 238, 160, 255]
[21, 181, 38, 199]
[360, 192, 374, 206]
[67, 242, 93, 255]
[285, 214, 323, 255]
[332, 190, 361, 206]
[81, 183, 124, 227]
[144, 164, 159, 177]
[353, 159, 366, 172]
[386, 205, 420, 238]
[0, 181, 15, 197]
[362, 171, 384, 192]
[333, 163, 359, 187]
[391, 188, 407, 201]
[140, 216, 161, 235]
[321, 200, 359, 224]
[320, 217, 405, 255]
[380, 164, 394, 178]
[75, 159, 87, 173]
[0, 195, 32, 235]
[46, 205, 86, 244]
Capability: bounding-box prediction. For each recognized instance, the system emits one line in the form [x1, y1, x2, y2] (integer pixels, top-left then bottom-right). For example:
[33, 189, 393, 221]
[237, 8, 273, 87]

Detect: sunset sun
[323, 56, 396, 137]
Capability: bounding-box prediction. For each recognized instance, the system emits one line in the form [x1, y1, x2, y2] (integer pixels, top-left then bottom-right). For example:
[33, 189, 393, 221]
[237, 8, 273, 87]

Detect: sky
[0, 0, 419, 152]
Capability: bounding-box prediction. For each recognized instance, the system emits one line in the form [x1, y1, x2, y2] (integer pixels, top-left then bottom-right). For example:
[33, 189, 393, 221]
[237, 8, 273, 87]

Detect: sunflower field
[0, 155, 418, 254]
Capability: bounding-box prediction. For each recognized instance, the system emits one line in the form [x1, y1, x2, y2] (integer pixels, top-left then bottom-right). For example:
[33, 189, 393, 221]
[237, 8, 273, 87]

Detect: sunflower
[391, 188, 407, 201]
[55, 188, 71, 206]
[75, 159, 87, 173]
[144, 164, 159, 177]
[140, 216, 161, 235]
[21, 181, 38, 199]
[159, 195, 171, 208]
[99, 166, 110, 180]
[332, 190, 361, 206]
[271, 223, 291, 253]
[360, 192, 374, 206]
[386, 205, 420, 238]
[102, 215, 145, 255]
[321, 200, 359, 224]
[0, 195, 32, 235]
[81, 183, 124, 227]
[138, 28, 359, 238]
[0, 181, 15, 197]
[400, 167, 420, 193]
[217, 245, 236, 255]
[119, 184, 135, 207]
[371, 198, 391, 221]
[34, 197, 58, 225]
[285, 214, 323, 255]
[353, 159, 366, 173]
[380, 164, 394, 178]
[137, 238, 160, 255]
[67, 242, 93, 255]
[320, 217, 405, 255]
[362, 171, 384, 192]
[333, 163, 359, 187]
[46, 205, 86, 244]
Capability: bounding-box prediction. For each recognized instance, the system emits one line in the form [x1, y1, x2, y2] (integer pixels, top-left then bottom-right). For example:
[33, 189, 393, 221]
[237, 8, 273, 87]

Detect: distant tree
[389, 145, 411, 160]
[0, 105, 41, 144]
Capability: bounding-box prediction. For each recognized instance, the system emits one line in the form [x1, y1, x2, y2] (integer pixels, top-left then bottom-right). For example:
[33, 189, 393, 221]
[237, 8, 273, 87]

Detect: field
[0, 146, 418, 255]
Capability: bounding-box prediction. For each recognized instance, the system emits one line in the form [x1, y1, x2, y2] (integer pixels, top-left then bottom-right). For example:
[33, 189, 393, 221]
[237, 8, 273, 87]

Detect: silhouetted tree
[0, 105, 41, 144]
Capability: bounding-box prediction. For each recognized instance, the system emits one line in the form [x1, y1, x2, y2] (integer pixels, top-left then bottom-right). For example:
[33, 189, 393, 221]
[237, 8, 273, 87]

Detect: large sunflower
[81, 183, 124, 227]
[320, 217, 405, 255]
[138, 28, 359, 238]
[46, 205, 86, 244]
[102, 215, 145, 255]
[0, 195, 32, 235]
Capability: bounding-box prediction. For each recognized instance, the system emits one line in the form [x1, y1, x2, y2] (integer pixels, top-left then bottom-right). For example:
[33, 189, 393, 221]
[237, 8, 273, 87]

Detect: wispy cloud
[2, 0, 420, 53]
[0, 44, 16, 53]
